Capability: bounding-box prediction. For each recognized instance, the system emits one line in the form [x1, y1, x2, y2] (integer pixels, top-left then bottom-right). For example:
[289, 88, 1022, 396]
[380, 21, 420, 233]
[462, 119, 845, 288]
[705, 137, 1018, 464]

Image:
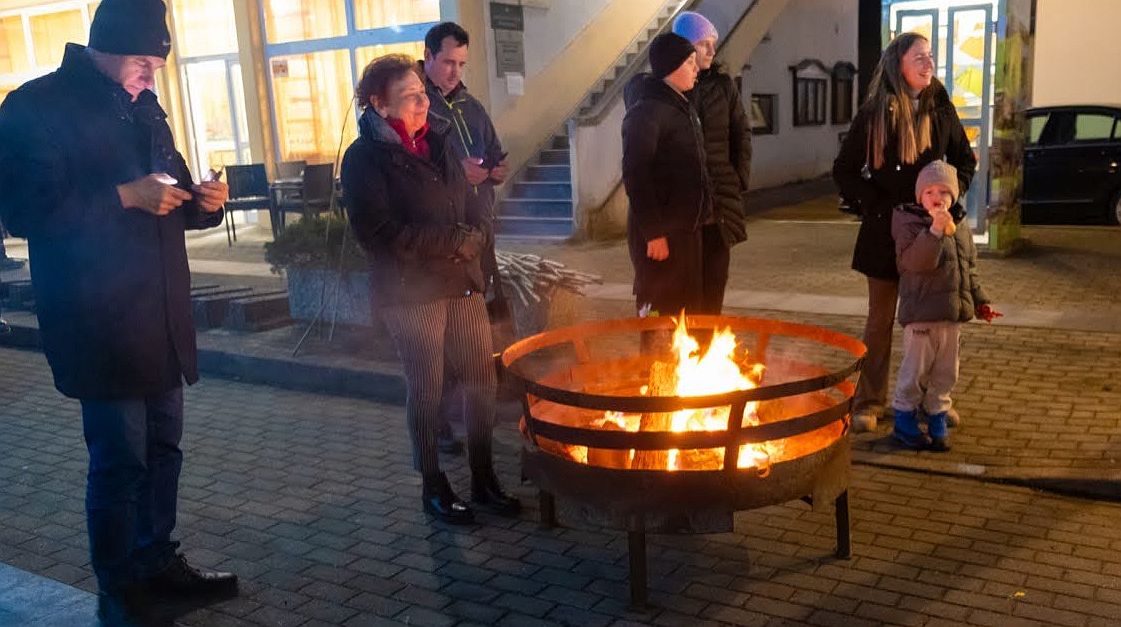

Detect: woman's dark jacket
[342, 109, 488, 307]
[622, 74, 711, 309]
[689, 64, 752, 246]
[0, 44, 224, 400]
[833, 81, 977, 280]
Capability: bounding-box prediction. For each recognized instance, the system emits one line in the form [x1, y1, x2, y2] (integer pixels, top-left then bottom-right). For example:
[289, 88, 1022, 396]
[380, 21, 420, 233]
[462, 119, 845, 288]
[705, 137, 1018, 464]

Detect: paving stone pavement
[5, 345, 1121, 626]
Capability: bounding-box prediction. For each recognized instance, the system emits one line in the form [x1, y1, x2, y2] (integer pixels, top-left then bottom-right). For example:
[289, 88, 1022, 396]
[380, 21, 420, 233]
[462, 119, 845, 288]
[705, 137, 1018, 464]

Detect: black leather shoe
[422, 473, 475, 525]
[436, 424, 464, 455]
[471, 469, 521, 517]
[146, 554, 238, 598]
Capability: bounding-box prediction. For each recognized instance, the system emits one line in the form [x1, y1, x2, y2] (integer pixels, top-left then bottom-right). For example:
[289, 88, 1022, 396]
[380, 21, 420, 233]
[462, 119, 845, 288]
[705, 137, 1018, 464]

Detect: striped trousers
[381, 294, 497, 476]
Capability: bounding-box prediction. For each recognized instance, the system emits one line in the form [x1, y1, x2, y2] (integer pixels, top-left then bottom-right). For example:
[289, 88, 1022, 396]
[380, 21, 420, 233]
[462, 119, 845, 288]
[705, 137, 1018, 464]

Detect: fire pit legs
[835, 490, 852, 559]
[627, 514, 648, 608]
[538, 490, 557, 529]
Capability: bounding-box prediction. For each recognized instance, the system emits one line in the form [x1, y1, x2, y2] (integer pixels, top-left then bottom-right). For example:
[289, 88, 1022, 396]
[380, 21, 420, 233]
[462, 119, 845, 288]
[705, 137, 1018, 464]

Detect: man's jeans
[81, 387, 184, 592]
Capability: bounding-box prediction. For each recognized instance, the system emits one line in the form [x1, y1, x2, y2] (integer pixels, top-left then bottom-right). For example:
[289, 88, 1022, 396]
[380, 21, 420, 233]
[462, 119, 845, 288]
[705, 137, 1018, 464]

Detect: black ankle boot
[422, 472, 474, 525]
[471, 468, 521, 517]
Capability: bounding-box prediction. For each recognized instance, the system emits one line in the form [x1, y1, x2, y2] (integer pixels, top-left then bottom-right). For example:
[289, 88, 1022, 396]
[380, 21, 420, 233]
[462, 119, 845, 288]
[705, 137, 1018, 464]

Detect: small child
[890, 160, 1001, 451]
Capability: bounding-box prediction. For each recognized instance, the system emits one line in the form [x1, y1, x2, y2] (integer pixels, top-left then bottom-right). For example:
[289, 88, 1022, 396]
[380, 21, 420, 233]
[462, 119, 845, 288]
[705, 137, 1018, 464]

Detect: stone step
[495, 216, 574, 239]
[223, 292, 292, 332]
[191, 287, 255, 329]
[538, 149, 570, 166]
[551, 134, 570, 150]
[522, 165, 571, 182]
[499, 198, 574, 219]
[511, 181, 572, 200]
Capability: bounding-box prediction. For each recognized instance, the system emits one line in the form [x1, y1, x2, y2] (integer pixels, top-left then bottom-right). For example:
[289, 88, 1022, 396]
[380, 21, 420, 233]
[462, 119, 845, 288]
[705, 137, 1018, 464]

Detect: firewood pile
[495, 251, 602, 307]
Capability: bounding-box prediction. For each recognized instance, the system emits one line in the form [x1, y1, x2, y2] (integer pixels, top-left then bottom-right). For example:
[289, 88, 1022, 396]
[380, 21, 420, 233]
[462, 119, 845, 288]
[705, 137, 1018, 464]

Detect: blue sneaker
[926, 411, 951, 452]
[892, 409, 929, 450]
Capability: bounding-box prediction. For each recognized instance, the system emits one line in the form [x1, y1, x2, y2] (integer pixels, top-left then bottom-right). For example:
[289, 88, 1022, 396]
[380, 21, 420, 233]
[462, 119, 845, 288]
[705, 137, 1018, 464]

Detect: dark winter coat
[342, 108, 487, 307]
[689, 64, 752, 246]
[0, 44, 223, 400]
[892, 203, 990, 327]
[833, 81, 977, 280]
[622, 73, 711, 311]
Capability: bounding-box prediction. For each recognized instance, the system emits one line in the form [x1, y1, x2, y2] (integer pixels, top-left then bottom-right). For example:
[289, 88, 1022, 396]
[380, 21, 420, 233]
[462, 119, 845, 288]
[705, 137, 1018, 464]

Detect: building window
[0, 1, 98, 104]
[750, 94, 776, 135]
[790, 59, 829, 127]
[170, 0, 250, 174]
[260, 0, 438, 164]
[832, 62, 856, 125]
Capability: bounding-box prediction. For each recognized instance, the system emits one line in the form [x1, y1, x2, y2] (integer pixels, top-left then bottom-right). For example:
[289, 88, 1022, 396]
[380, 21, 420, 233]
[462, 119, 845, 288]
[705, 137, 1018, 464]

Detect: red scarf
[386, 117, 430, 159]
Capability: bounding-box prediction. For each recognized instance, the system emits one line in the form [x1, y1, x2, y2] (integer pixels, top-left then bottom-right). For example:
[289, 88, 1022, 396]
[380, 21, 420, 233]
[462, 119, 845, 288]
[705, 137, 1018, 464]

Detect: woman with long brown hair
[833, 32, 977, 433]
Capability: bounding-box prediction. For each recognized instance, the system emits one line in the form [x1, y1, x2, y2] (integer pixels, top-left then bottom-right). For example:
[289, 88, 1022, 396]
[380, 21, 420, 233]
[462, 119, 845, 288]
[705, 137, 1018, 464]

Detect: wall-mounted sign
[490, 2, 525, 31]
[494, 28, 525, 76]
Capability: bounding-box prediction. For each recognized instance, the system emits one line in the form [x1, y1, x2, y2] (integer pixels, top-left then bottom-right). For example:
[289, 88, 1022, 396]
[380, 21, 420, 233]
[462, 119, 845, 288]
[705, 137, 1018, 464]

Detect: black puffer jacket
[833, 81, 977, 280]
[342, 108, 487, 307]
[0, 44, 223, 400]
[622, 73, 711, 311]
[622, 73, 711, 241]
[689, 64, 751, 246]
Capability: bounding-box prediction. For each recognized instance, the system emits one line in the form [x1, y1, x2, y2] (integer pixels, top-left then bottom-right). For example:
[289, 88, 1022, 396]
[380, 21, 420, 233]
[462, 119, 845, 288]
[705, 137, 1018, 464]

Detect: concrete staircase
[496, 2, 683, 240]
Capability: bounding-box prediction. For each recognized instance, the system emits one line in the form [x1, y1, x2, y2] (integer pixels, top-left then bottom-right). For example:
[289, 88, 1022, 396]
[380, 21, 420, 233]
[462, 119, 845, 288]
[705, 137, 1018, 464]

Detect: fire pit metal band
[501, 314, 867, 607]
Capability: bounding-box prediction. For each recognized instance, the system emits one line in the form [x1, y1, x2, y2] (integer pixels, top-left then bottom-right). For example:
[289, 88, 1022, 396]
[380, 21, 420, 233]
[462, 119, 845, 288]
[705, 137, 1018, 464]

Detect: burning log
[632, 361, 675, 470]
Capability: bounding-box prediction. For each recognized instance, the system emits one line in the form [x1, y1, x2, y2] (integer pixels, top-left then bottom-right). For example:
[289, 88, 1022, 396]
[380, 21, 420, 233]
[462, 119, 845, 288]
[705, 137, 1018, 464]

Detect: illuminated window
[270, 50, 356, 162]
[264, 0, 347, 44]
[30, 9, 84, 70]
[0, 16, 31, 76]
[261, 0, 439, 164]
[172, 0, 237, 57]
[355, 41, 425, 76]
[355, 0, 440, 31]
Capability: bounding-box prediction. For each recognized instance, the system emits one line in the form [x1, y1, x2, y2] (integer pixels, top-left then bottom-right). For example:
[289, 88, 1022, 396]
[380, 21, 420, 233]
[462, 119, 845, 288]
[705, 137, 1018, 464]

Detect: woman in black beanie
[621, 33, 711, 327]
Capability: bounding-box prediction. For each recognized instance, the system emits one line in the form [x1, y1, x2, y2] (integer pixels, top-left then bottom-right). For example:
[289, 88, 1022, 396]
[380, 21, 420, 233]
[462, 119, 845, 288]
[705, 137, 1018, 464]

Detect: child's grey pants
[891, 321, 960, 415]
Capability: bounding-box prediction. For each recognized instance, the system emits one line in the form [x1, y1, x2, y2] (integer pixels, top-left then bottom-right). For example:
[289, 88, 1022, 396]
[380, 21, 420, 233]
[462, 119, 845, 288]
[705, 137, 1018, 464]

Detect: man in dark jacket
[421, 22, 509, 454]
[0, 0, 236, 622]
[673, 12, 752, 314]
[622, 33, 710, 320]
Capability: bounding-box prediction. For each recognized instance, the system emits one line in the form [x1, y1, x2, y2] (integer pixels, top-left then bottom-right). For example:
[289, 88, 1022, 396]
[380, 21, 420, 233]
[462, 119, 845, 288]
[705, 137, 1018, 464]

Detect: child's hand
[930, 209, 952, 235]
[977, 304, 1002, 323]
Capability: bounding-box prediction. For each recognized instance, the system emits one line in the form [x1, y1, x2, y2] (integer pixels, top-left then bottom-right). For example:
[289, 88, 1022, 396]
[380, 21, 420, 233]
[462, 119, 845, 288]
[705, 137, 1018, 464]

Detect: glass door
[181, 57, 251, 175]
[889, 0, 998, 234]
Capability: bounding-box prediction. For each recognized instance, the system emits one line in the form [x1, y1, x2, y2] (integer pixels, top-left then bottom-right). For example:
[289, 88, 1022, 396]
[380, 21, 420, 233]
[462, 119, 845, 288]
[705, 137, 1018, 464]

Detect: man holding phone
[0, 0, 235, 623]
[421, 22, 510, 454]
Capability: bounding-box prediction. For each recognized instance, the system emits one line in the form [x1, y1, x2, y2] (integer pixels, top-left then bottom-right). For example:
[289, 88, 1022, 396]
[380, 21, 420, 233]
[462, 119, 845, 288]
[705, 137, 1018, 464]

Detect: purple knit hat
[672, 11, 718, 43]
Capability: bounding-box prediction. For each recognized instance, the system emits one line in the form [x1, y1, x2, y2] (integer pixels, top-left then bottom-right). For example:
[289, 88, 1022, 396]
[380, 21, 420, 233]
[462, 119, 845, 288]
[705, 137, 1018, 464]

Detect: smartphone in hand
[202, 168, 224, 183]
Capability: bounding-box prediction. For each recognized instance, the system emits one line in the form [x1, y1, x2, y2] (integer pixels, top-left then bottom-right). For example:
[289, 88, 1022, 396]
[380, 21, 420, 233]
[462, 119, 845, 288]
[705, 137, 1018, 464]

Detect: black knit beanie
[649, 33, 696, 79]
[89, 0, 172, 59]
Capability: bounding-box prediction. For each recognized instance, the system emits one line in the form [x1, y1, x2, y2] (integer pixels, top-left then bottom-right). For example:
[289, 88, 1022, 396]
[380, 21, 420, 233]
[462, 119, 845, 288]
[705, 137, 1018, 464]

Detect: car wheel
[1112, 189, 1121, 226]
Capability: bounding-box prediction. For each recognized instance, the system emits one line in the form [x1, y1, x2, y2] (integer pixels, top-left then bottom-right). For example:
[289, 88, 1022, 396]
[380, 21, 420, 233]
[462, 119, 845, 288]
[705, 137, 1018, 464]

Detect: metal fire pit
[500, 315, 866, 605]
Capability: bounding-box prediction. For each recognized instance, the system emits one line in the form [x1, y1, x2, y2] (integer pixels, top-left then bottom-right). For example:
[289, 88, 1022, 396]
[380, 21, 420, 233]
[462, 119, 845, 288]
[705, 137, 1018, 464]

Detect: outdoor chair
[275, 159, 306, 181]
[274, 163, 336, 234]
[223, 163, 272, 246]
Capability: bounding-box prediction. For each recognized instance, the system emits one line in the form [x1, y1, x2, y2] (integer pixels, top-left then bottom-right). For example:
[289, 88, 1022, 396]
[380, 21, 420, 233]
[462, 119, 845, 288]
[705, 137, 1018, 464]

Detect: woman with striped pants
[343, 54, 519, 525]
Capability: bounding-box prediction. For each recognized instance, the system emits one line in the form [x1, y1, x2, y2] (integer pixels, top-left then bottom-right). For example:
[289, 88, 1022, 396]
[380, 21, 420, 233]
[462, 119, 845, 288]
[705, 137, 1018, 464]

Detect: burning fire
[571, 315, 781, 473]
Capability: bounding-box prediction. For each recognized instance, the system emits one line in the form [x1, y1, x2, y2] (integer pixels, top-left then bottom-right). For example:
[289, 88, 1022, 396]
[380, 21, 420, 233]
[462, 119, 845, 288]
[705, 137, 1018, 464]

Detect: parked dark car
[1023, 105, 1121, 225]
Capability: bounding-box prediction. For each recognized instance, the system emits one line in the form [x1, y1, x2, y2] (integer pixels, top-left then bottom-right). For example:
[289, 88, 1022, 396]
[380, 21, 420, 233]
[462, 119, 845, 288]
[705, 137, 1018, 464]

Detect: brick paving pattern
[4, 346, 1121, 626]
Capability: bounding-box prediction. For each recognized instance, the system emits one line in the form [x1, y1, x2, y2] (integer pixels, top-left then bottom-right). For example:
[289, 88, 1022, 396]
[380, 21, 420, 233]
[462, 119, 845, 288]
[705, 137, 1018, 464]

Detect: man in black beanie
[0, 0, 236, 623]
[621, 33, 711, 330]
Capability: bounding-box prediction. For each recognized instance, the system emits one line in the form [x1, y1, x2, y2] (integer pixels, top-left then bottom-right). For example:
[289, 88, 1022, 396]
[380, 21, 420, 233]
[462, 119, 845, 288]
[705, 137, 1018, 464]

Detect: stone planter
[285, 267, 373, 327]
